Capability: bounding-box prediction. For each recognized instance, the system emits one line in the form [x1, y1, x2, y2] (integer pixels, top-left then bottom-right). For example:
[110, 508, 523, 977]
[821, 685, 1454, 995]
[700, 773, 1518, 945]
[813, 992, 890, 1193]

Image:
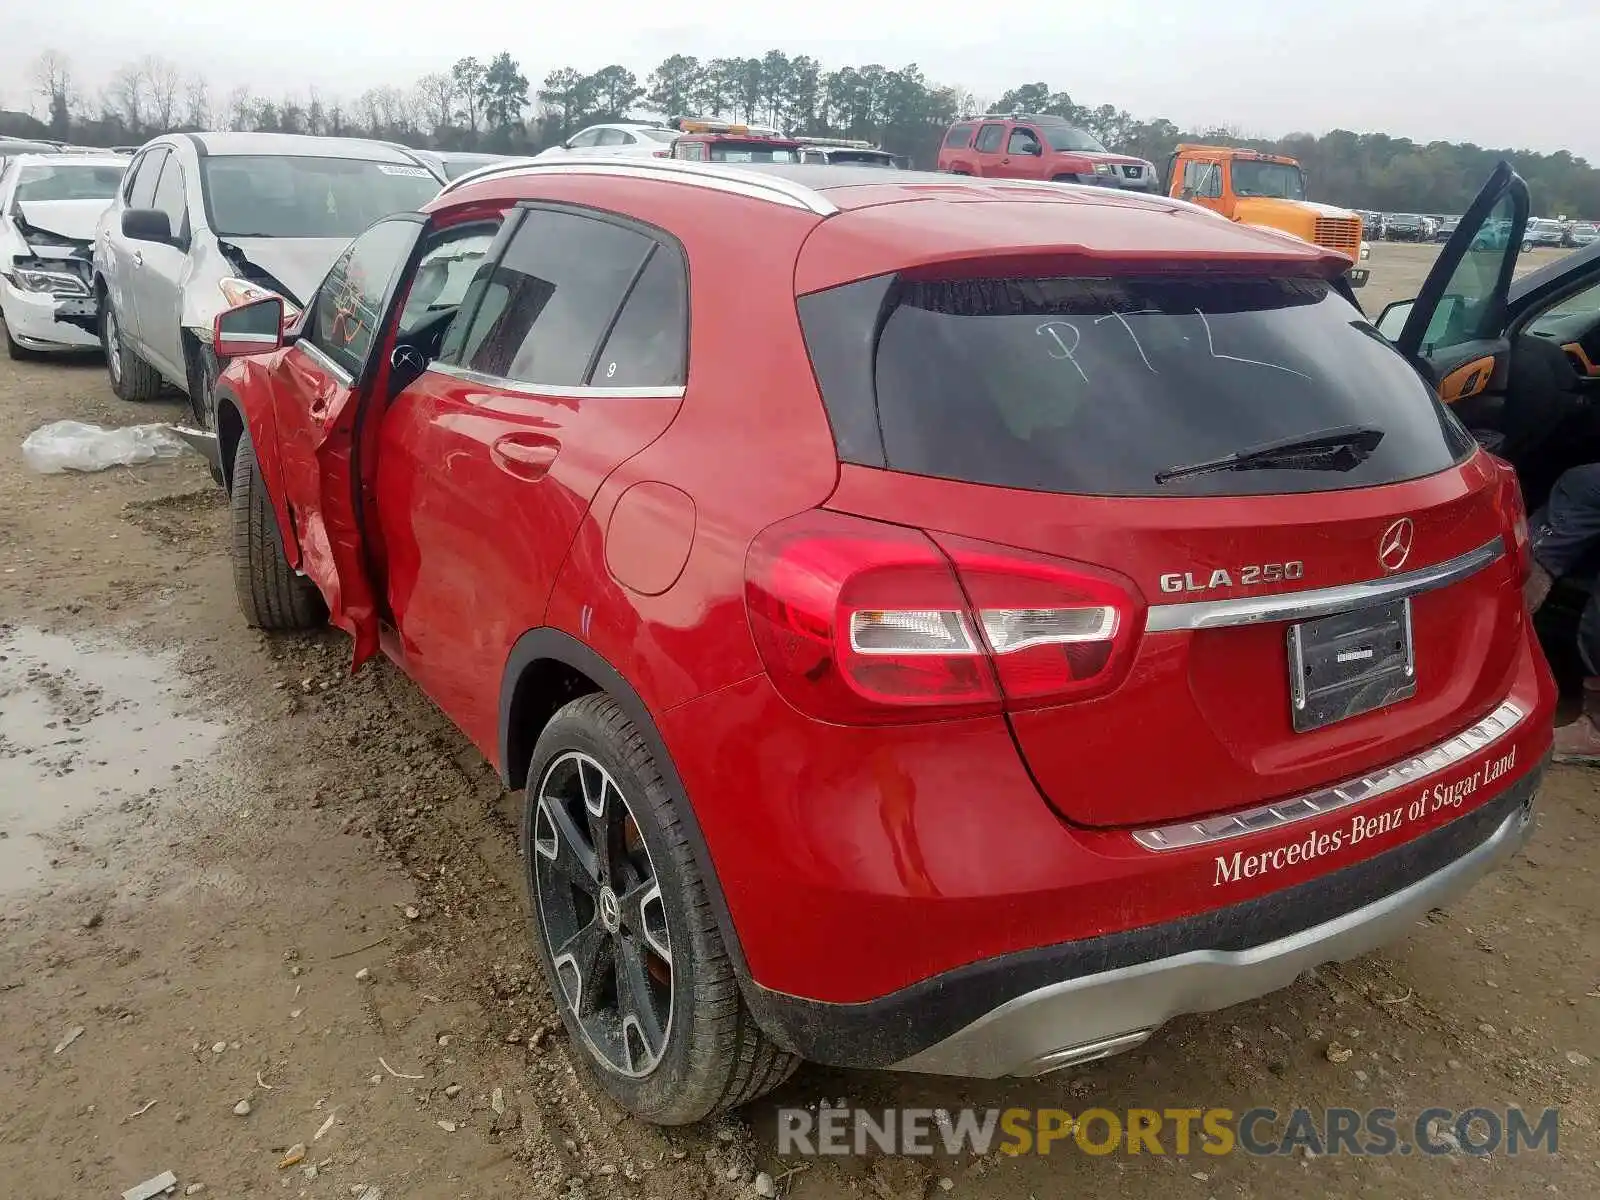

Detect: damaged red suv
[211, 157, 1553, 1124]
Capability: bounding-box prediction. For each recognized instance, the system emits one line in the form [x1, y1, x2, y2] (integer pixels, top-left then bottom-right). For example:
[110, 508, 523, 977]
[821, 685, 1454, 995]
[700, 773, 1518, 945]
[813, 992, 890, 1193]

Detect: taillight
[652, 149, 670, 158]
[934, 533, 1143, 705]
[745, 511, 1142, 724]
[1490, 456, 1532, 583]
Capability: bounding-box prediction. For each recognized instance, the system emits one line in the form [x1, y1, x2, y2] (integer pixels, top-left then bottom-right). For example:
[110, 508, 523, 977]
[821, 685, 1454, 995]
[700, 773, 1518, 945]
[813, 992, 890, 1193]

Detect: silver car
[93, 132, 444, 445]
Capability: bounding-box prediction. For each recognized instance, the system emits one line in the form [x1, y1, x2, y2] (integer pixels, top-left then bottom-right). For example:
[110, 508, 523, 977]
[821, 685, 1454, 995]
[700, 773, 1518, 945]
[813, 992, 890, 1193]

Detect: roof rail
[436, 156, 837, 216]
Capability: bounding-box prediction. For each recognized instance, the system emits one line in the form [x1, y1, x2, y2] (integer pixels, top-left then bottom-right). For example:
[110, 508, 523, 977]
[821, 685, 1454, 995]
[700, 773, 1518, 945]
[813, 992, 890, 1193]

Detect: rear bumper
[746, 768, 1542, 1075]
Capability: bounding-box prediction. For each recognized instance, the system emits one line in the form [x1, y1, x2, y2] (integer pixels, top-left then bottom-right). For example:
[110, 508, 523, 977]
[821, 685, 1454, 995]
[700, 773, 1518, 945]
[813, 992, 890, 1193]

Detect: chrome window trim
[428, 360, 684, 400]
[1132, 699, 1526, 852]
[438, 158, 838, 216]
[295, 338, 354, 385]
[1144, 537, 1505, 633]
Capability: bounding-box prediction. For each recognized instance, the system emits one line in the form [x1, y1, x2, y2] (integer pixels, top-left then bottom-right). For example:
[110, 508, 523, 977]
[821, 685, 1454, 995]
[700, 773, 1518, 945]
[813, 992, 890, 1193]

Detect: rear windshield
[803, 274, 1474, 498]
[708, 142, 798, 163]
[639, 128, 678, 143]
[201, 155, 440, 239]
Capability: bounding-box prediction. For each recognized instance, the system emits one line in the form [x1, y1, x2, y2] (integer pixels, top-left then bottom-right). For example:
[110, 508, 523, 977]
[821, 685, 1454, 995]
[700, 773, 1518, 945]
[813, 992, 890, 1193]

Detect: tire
[522, 695, 798, 1124]
[230, 426, 325, 631]
[102, 300, 162, 402]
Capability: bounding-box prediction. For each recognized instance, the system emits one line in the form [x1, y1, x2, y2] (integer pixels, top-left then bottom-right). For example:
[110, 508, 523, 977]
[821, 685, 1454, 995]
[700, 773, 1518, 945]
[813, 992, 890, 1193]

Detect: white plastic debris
[22, 420, 188, 474]
[121, 1170, 178, 1200]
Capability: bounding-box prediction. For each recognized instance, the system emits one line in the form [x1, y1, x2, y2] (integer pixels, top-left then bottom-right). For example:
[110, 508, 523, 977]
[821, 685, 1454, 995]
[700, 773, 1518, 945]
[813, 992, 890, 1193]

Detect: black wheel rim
[532, 751, 672, 1077]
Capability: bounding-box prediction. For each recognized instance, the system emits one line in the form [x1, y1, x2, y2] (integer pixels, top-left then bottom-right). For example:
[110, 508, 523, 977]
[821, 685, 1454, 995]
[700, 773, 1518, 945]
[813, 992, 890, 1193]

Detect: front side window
[304, 219, 419, 377]
[201, 156, 438, 239]
[127, 149, 167, 210]
[150, 157, 187, 232]
[674, 141, 706, 161]
[455, 208, 655, 387]
[1007, 127, 1042, 156]
[1231, 159, 1306, 201]
[1421, 192, 1520, 353]
[803, 273, 1473, 498]
[1183, 159, 1222, 199]
[973, 124, 1005, 153]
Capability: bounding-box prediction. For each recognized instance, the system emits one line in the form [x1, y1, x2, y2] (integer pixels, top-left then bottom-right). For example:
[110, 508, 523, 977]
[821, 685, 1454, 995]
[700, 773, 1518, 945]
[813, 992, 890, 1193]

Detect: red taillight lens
[1490, 455, 1532, 583]
[935, 533, 1143, 705]
[745, 512, 1142, 724]
[746, 511, 999, 723]
[652, 149, 670, 158]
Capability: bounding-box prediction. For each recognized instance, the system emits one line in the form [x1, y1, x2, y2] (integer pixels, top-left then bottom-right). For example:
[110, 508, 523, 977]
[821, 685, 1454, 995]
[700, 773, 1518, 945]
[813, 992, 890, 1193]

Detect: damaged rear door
[273, 214, 423, 667]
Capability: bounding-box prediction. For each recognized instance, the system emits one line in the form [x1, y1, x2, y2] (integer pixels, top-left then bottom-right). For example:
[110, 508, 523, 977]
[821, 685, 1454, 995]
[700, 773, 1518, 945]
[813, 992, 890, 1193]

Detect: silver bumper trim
[1145, 537, 1505, 632]
[1132, 699, 1525, 851]
[888, 799, 1534, 1078]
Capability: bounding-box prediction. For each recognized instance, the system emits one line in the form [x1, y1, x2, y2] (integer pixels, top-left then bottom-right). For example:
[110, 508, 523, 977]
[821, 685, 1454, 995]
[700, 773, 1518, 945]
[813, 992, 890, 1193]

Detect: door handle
[491, 433, 561, 480]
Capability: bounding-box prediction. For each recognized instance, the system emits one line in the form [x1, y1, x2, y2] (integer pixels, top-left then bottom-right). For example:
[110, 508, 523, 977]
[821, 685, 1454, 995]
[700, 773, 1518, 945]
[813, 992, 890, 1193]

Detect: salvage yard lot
[0, 241, 1597, 1199]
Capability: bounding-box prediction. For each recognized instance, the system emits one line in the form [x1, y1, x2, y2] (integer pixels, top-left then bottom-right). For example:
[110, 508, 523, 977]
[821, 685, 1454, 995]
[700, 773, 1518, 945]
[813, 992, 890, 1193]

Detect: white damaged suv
[93, 132, 444, 464]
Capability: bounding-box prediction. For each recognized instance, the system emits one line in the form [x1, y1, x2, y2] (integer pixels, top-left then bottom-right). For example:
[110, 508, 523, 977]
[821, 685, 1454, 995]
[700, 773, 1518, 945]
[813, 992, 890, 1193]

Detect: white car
[534, 123, 679, 160]
[1, 153, 126, 358]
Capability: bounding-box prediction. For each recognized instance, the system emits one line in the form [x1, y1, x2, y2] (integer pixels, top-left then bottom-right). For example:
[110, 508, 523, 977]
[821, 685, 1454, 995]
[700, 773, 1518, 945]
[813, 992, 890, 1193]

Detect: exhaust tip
[1021, 1029, 1153, 1076]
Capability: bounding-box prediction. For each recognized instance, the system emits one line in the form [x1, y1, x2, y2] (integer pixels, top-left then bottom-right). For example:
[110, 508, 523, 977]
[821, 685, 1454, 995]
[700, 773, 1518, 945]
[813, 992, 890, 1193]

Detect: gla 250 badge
[1160, 562, 1306, 594]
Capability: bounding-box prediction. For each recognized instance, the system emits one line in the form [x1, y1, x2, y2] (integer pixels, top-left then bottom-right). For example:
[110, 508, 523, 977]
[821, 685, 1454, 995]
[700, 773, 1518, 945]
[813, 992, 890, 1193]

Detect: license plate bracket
[1287, 598, 1415, 733]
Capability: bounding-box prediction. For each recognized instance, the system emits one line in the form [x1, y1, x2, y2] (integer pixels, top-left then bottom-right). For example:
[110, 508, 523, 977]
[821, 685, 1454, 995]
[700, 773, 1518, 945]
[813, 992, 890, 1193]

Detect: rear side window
[944, 124, 975, 149]
[973, 124, 1005, 153]
[803, 274, 1474, 498]
[590, 246, 688, 388]
[456, 208, 654, 386]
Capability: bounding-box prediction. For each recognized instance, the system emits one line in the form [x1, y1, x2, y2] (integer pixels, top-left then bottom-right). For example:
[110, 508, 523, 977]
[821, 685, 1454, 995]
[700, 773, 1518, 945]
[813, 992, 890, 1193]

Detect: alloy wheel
[532, 751, 673, 1078]
[105, 306, 122, 384]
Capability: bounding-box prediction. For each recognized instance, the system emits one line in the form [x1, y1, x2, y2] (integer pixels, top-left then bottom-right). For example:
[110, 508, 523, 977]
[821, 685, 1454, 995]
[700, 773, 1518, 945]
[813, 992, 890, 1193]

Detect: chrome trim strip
[427, 361, 684, 400]
[1131, 699, 1526, 851]
[1144, 537, 1505, 632]
[438, 158, 838, 216]
[294, 340, 353, 385]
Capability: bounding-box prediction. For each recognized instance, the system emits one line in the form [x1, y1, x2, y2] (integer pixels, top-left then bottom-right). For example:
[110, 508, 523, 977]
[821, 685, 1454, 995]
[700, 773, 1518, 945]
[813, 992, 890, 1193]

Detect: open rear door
[1379, 162, 1529, 408]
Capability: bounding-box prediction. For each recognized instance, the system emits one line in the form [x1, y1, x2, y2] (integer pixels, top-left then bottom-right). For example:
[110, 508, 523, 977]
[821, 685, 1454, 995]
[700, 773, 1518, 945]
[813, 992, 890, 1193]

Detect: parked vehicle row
[175, 153, 1557, 1126]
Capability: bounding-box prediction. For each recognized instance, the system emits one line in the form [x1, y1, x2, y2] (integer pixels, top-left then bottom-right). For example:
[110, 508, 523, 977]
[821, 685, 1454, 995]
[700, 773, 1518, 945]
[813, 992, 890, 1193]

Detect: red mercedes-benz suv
[209, 157, 1553, 1124]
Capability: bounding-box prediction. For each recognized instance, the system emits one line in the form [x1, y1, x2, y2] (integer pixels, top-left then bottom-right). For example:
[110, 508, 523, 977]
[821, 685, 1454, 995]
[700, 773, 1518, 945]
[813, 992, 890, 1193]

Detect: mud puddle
[0, 625, 224, 896]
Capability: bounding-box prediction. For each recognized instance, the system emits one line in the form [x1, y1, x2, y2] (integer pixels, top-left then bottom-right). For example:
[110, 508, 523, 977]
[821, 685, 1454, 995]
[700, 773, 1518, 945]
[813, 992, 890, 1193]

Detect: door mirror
[121, 207, 173, 245]
[214, 295, 284, 358]
[1376, 300, 1413, 340]
[1027, 142, 1043, 157]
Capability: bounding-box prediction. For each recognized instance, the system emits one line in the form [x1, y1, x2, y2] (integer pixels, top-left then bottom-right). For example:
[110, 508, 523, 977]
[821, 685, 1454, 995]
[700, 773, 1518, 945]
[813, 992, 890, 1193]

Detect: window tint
[150, 156, 187, 231]
[973, 124, 1005, 153]
[802, 274, 1474, 498]
[127, 149, 166, 209]
[944, 124, 975, 149]
[1006, 127, 1041, 156]
[305, 219, 419, 377]
[457, 209, 653, 386]
[1423, 192, 1519, 353]
[590, 246, 688, 388]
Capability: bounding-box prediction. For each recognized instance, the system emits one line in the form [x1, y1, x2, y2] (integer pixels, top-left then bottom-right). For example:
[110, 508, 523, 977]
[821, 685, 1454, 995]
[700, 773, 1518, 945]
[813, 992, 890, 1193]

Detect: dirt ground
[0, 246, 1596, 1200]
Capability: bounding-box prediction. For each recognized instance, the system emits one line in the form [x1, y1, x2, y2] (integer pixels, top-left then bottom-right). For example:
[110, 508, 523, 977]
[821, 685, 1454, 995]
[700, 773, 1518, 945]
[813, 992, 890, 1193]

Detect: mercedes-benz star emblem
[1378, 517, 1414, 573]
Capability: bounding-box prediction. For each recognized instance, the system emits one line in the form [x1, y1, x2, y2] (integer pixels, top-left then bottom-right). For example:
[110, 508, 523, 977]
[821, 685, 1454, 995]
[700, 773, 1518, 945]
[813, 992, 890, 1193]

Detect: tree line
[12, 49, 1600, 218]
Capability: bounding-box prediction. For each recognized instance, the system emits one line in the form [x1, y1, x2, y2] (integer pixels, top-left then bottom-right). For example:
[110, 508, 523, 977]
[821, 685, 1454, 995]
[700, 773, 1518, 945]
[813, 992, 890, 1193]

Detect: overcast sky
[6, 0, 1596, 161]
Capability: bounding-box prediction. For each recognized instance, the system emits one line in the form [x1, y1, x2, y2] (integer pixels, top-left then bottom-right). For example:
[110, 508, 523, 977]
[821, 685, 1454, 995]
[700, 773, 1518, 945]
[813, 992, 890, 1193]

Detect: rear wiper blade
[1154, 424, 1385, 485]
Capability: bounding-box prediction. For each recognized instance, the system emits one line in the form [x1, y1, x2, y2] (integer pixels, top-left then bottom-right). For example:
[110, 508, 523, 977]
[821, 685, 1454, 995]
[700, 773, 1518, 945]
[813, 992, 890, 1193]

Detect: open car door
[1376, 162, 1529, 416]
[285, 215, 426, 669]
